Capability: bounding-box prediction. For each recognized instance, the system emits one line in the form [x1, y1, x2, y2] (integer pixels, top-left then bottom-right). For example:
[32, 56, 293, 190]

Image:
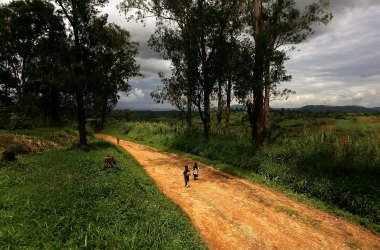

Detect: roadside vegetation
[101, 110, 380, 234]
[0, 137, 207, 249]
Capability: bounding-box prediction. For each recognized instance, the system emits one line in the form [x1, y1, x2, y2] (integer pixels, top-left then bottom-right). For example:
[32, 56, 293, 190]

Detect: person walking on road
[183, 165, 190, 187]
[193, 162, 199, 180]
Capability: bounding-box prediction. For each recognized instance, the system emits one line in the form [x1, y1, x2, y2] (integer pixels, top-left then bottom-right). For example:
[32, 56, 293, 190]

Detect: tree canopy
[0, 0, 140, 143]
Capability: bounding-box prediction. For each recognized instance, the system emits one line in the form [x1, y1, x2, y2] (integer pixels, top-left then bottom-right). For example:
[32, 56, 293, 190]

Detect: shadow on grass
[68, 140, 116, 152]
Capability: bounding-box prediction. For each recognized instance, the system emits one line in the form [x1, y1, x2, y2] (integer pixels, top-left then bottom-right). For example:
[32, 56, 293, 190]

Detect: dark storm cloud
[102, 1, 164, 60]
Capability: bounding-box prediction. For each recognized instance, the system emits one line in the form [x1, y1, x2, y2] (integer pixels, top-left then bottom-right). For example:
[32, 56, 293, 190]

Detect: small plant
[347, 241, 361, 250]
[275, 205, 284, 213]
[285, 208, 299, 218]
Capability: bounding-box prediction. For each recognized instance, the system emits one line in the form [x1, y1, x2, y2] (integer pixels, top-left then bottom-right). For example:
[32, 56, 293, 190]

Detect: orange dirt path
[95, 134, 380, 250]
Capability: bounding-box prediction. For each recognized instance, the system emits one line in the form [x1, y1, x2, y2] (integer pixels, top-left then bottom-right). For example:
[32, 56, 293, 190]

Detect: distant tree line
[0, 0, 140, 144]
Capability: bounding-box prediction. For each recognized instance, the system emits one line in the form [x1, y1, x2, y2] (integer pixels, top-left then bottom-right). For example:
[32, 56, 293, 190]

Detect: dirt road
[95, 134, 380, 250]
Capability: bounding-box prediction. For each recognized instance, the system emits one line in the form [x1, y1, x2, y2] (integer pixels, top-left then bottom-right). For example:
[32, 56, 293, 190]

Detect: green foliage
[255, 133, 379, 227]
[0, 140, 206, 249]
[86, 22, 140, 122]
[0, 0, 67, 121]
[1, 0, 140, 145]
[0, 103, 10, 129]
[89, 120, 105, 132]
[7, 116, 35, 130]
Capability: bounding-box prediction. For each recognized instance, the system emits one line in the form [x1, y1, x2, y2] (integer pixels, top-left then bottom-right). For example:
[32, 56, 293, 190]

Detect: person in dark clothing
[193, 162, 199, 180]
[183, 165, 190, 187]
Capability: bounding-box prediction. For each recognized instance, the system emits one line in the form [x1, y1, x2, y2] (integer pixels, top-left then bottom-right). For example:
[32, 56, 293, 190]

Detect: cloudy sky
[104, 0, 380, 110]
[2, 0, 379, 109]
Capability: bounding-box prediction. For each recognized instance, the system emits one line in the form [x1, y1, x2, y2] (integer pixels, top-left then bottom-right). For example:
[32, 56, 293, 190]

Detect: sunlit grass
[0, 140, 207, 249]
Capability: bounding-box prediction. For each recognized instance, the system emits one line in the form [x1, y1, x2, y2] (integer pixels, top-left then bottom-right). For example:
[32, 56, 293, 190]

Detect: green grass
[101, 118, 380, 234]
[0, 139, 207, 249]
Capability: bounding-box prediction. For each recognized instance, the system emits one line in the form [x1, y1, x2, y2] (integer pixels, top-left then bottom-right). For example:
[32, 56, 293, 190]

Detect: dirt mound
[0, 133, 73, 154]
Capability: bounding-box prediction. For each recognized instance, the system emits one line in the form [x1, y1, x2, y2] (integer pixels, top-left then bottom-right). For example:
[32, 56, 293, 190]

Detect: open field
[1, 110, 378, 249]
[102, 111, 380, 234]
[0, 138, 206, 249]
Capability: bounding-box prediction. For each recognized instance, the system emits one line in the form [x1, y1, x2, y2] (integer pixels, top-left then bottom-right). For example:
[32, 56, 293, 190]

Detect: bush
[89, 120, 104, 132]
[8, 116, 34, 130]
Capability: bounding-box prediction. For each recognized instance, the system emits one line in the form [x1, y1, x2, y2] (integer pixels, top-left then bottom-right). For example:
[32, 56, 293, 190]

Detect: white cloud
[136, 58, 171, 77]
[125, 88, 145, 102]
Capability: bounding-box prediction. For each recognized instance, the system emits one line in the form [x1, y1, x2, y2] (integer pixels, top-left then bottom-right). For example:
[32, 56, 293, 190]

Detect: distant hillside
[372, 107, 380, 112]
[298, 105, 379, 113]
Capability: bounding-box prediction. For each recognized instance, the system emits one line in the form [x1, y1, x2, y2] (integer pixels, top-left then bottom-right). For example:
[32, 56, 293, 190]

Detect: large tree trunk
[263, 65, 270, 138]
[186, 93, 192, 127]
[225, 77, 232, 128]
[74, 27, 87, 145]
[49, 86, 60, 123]
[216, 80, 223, 125]
[100, 104, 107, 124]
[251, 94, 265, 152]
[262, 0, 283, 139]
[198, 0, 211, 139]
[203, 88, 211, 139]
[249, 0, 265, 154]
[76, 86, 87, 145]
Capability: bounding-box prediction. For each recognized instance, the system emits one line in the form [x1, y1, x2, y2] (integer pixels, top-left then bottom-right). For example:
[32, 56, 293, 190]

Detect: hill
[298, 105, 379, 113]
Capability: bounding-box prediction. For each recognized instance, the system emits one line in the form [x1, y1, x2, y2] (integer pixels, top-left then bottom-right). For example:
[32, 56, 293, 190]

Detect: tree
[236, 0, 332, 154]
[54, 0, 114, 145]
[121, 0, 244, 138]
[1, 0, 139, 132]
[262, 0, 332, 139]
[86, 20, 140, 123]
[0, 0, 66, 121]
[149, 21, 200, 128]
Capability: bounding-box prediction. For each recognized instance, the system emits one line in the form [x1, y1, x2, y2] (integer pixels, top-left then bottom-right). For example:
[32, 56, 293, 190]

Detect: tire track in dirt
[95, 134, 380, 250]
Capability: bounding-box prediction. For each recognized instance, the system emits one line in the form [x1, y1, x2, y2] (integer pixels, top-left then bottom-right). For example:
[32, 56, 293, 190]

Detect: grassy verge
[0, 139, 207, 249]
[0, 126, 79, 154]
[101, 121, 380, 235]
